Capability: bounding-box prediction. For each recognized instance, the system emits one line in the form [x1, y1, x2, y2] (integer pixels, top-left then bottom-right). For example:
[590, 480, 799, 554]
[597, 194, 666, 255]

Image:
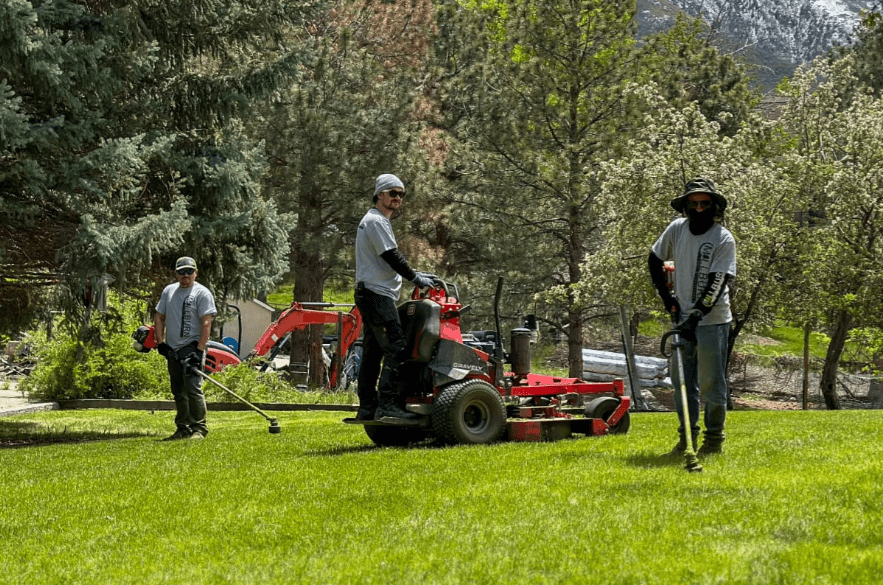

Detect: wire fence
[727, 352, 883, 409]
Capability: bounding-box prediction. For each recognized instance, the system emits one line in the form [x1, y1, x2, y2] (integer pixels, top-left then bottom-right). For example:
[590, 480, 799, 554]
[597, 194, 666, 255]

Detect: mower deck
[342, 417, 429, 427]
[343, 400, 626, 442]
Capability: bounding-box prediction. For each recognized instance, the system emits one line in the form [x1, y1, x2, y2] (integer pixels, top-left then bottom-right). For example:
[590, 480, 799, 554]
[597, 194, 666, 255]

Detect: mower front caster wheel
[584, 396, 631, 435]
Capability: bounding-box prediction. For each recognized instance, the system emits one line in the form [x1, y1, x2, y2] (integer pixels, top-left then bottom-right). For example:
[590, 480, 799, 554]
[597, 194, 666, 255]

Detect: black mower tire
[364, 424, 428, 447]
[584, 396, 630, 435]
[431, 380, 506, 445]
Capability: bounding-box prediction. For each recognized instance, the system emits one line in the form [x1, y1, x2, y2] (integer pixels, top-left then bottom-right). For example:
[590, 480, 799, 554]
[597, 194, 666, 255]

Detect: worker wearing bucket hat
[648, 178, 737, 456]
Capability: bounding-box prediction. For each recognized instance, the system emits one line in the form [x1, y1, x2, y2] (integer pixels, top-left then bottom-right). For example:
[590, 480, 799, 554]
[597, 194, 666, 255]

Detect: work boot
[375, 371, 418, 420]
[698, 432, 725, 455]
[667, 431, 700, 456]
[355, 405, 377, 421]
[375, 403, 419, 420]
[161, 428, 191, 441]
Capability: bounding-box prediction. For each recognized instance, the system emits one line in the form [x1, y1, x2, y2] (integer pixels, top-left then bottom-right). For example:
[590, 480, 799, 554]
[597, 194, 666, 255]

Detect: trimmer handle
[660, 320, 697, 359]
[663, 261, 675, 291]
[660, 329, 684, 358]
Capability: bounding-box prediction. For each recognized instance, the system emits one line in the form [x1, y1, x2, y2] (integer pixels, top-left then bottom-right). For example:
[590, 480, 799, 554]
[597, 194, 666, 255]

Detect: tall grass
[1, 409, 881, 584]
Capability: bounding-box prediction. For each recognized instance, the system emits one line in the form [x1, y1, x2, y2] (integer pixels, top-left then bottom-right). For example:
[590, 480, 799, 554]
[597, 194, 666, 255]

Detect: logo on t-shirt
[692, 243, 714, 302]
[181, 294, 195, 339]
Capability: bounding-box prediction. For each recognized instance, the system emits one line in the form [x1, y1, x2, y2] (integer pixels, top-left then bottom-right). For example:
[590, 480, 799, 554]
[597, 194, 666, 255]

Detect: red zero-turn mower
[344, 277, 631, 446]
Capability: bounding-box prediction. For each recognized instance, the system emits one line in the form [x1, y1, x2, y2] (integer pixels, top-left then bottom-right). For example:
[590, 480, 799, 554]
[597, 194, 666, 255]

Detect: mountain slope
[636, 0, 872, 90]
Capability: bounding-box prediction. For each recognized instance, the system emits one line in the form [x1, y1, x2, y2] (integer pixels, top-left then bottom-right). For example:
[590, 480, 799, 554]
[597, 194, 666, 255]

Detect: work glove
[676, 310, 703, 345]
[411, 272, 436, 288]
[156, 342, 173, 358]
[183, 350, 204, 373]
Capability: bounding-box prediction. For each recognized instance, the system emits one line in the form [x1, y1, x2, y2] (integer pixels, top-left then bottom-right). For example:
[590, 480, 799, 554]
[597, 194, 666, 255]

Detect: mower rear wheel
[364, 424, 428, 447]
[584, 396, 631, 435]
[432, 380, 506, 445]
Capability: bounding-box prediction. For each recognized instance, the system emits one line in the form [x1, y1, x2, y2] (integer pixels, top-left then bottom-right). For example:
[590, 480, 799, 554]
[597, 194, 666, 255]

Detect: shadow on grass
[305, 438, 448, 457]
[624, 451, 696, 469]
[305, 444, 380, 456]
[0, 420, 156, 449]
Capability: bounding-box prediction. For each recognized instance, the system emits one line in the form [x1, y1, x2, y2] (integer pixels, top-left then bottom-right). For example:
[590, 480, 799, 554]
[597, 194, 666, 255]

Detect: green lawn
[265, 284, 354, 310]
[1, 408, 881, 584]
[735, 324, 833, 361]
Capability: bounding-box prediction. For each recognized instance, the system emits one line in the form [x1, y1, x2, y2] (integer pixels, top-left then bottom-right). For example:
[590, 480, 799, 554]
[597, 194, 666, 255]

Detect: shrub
[205, 363, 357, 405]
[20, 331, 168, 401]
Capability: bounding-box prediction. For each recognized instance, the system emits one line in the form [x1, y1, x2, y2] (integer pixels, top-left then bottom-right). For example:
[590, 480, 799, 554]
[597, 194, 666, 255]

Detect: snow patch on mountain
[636, 0, 870, 89]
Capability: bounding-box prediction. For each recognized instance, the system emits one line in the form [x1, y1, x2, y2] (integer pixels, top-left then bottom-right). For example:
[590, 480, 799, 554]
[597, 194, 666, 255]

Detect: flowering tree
[579, 83, 801, 365]
[777, 55, 883, 408]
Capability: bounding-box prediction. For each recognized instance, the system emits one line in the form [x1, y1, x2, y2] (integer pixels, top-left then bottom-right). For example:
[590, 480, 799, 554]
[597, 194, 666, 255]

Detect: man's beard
[688, 209, 714, 234]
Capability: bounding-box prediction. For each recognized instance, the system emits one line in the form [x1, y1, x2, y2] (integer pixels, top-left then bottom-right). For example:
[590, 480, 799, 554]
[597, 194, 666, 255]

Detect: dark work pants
[354, 286, 406, 409]
[166, 344, 208, 435]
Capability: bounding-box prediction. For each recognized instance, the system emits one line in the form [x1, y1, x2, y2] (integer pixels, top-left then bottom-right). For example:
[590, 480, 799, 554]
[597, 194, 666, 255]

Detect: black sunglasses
[177, 268, 195, 275]
[387, 190, 404, 199]
[687, 198, 713, 210]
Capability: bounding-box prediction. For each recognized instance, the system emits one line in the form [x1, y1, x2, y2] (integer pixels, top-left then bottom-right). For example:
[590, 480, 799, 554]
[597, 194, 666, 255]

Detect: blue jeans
[670, 322, 729, 438]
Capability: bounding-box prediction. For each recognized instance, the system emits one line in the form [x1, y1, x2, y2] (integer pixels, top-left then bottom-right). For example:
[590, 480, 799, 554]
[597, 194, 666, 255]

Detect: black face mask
[688, 208, 715, 234]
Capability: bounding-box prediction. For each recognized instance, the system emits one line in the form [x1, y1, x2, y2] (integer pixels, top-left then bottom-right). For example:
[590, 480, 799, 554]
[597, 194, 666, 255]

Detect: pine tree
[638, 14, 756, 137]
[429, 0, 642, 377]
[0, 0, 323, 336]
[257, 0, 430, 384]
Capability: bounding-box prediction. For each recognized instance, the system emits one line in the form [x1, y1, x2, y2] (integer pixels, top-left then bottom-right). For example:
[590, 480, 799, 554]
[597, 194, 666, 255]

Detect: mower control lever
[414, 279, 451, 300]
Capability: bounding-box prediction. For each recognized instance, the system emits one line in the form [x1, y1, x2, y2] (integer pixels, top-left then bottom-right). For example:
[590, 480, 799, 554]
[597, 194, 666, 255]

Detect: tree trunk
[819, 309, 851, 410]
[565, 223, 587, 373]
[565, 88, 585, 380]
[290, 202, 327, 388]
[567, 305, 584, 379]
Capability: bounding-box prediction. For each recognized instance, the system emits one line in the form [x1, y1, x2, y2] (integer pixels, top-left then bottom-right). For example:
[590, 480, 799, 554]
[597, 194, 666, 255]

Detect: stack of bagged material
[582, 348, 671, 388]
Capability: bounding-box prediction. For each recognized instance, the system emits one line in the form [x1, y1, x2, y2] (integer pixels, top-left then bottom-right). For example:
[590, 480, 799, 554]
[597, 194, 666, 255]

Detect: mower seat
[398, 299, 440, 362]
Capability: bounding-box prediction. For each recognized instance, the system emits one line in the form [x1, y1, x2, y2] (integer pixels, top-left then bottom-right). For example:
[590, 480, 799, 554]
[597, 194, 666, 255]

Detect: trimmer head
[269, 418, 282, 434]
[684, 452, 703, 473]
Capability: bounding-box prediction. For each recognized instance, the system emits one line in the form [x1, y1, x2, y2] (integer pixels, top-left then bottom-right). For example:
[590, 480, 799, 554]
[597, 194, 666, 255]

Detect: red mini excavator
[132, 302, 362, 389]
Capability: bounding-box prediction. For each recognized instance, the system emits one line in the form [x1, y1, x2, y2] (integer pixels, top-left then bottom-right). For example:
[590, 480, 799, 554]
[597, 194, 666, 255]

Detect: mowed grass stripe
[0, 409, 881, 584]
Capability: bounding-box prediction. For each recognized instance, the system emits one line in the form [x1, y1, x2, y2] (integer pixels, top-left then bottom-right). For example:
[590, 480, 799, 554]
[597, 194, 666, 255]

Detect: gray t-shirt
[155, 281, 218, 350]
[651, 218, 737, 326]
[355, 207, 401, 300]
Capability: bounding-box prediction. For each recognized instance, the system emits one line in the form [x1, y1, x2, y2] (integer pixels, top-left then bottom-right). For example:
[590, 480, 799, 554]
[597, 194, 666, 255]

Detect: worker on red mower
[648, 178, 737, 456]
[354, 174, 436, 422]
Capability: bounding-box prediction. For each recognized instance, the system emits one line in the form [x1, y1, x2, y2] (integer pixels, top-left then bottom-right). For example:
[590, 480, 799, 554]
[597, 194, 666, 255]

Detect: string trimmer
[659, 261, 702, 473]
[183, 359, 281, 434]
[660, 326, 702, 472]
